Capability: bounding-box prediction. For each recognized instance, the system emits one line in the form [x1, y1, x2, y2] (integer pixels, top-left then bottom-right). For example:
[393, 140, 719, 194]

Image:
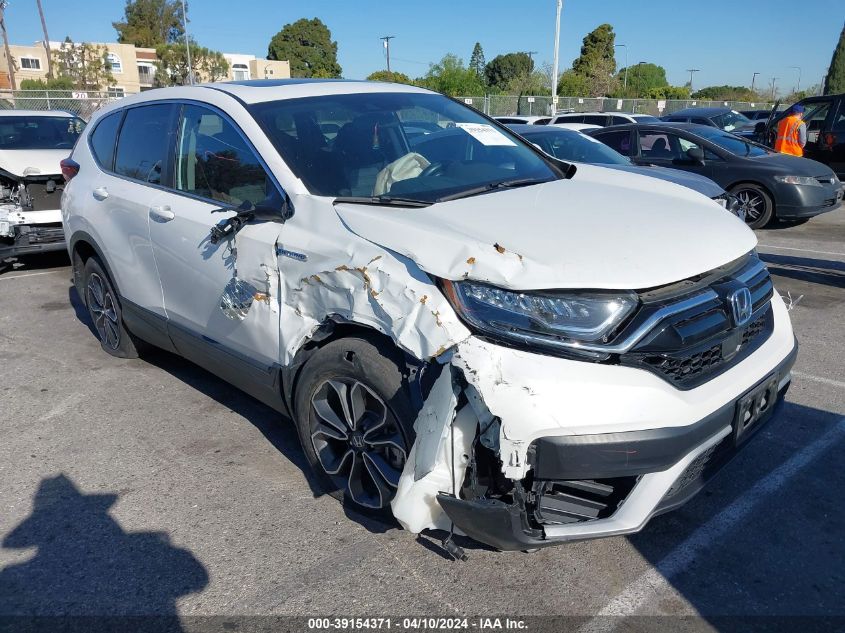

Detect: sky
[5, 0, 843, 94]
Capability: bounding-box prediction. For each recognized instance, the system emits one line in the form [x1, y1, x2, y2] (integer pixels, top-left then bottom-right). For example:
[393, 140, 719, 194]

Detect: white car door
[148, 102, 284, 404]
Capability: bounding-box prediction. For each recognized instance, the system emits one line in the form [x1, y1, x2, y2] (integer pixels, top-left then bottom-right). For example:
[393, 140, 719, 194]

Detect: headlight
[774, 175, 821, 186]
[441, 279, 637, 356]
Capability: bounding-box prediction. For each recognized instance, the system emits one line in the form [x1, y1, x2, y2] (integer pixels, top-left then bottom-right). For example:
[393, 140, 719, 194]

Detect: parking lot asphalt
[1, 210, 843, 630]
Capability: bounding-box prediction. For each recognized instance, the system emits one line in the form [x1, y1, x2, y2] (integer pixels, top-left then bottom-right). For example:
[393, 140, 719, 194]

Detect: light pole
[751, 72, 759, 94]
[770, 77, 778, 100]
[615, 44, 627, 93]
[551, 0, 563, 113]
[180, 0, 193, 85]
[686, 68, 700, 93]
[790, 66, 801, 94]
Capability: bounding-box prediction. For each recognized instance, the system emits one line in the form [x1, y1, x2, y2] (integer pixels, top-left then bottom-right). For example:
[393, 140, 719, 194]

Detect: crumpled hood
[335, 163, 756, 290]
[602, 164, 724, 197]
[0, 149, 67, 178]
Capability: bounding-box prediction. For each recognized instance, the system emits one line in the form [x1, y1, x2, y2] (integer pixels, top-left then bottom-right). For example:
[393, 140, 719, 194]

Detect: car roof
[668, 107, 732, 116]
[509, 123, 577, 134]
[0, 109, 75, 118]
[589, 121, 718, 134]
[202, 78, 433, 104]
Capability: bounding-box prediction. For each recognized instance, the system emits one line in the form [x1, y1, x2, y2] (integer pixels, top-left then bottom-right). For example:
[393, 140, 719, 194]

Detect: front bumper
[775, 181, 842, 219]
[0, 223, 66, 259]
[439, 342, 797, 550]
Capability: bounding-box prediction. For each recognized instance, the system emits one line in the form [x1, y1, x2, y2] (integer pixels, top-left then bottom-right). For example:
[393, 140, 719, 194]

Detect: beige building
[0, 41, 289, 93]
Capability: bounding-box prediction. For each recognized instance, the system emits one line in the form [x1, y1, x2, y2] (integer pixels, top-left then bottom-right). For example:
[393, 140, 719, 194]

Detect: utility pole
[181, 0, 193, 85]
[770, 77, 778, 99]
[0, 1, 15, 90]
[751, 72, 759, 94]
[526, 50, 538, 69]
[615, 44, 627, 92]
[790, 66, 801, 94]
[551, 0, 562, 113]
[36, 0, 52, 78]
[686, 68, 700, 93]
[380, 36, 395, 73]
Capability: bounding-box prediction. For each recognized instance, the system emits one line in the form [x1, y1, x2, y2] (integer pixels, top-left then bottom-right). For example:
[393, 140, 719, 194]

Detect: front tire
[730, 183, 774, 229]
[293, 335, 418, 514]
[82, 257, 141, 359]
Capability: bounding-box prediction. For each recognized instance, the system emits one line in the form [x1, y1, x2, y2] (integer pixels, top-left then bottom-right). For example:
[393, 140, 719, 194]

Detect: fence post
[46, 90, 51, 109]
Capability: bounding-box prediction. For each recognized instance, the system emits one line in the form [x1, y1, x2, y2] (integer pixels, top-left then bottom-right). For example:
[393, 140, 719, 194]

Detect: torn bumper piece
[436, 344, 796, 551]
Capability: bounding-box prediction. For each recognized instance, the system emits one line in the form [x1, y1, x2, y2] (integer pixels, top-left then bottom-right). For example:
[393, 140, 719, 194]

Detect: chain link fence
[459, 95, 784, 118]
[0, 90, 134, 120]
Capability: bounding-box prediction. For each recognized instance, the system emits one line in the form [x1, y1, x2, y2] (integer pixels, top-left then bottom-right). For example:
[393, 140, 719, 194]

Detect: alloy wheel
[309, 378, 408, 509]
[86, 272, 120, 350]
[734, 189, 766, 224]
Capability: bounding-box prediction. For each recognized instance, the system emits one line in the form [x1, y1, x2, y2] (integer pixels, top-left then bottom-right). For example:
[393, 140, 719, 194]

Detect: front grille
[618, 256, 775, 390]
[532, 477, 638, 525]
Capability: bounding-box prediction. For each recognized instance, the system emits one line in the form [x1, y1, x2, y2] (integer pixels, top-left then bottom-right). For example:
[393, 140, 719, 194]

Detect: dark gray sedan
[506, 124, 741, 216]
[588, 123, 843, 229]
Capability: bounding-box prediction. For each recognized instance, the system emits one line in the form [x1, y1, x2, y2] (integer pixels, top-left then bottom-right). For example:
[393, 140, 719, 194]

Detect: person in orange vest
[774, 104, 806, 156]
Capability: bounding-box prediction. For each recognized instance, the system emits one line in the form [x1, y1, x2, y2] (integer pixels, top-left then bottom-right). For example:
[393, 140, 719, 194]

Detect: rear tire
[730, 183, 774, 229]
[82, 257, 141, 359]
[293, 335, 418, 515]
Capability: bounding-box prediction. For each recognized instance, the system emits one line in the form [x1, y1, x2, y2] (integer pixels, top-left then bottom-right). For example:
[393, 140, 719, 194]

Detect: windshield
[0, 116, 85, 150]
[250, 92, 558, 203]
[711, 110, 752, 132]
[692, 127, 771, 157]
[632, 115, 661, 123]
[522, 128, 630, 165]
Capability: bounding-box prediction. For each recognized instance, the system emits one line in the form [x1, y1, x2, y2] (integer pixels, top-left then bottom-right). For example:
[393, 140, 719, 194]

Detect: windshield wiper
[435, 178, 548, 203]
[333, 195, 432, 208]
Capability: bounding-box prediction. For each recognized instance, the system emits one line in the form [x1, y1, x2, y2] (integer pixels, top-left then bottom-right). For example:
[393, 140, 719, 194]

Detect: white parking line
[580, 414, 845, 631]
[757, 243, 845, 258]
[0, 270, 64, 281]
[793, 371, 845, 391]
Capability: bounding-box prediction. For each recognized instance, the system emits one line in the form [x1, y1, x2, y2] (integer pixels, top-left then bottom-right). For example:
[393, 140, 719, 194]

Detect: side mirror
[253, 188, 295, 222]
[686, 147, 706, 166]
[754, 121, 766, 134]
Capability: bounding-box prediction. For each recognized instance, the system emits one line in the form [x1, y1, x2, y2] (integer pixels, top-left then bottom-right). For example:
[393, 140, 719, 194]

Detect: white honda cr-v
[61, 80, 797, 553]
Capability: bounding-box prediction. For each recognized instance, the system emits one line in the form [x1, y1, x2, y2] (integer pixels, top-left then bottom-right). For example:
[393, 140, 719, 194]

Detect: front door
[148, 102, 285, 405]
[634, 130, 713, 179]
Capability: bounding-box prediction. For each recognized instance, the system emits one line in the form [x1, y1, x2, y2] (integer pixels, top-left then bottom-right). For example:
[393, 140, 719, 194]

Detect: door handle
[92, 186, 109, 201]
[149, 205, 175, 222]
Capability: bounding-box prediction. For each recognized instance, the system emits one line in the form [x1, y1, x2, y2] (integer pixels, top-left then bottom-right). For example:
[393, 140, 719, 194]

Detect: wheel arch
[68, 231, 115, 303]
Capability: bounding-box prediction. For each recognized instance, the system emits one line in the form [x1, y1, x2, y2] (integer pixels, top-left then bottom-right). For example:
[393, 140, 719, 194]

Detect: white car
[549, 122, 601, 132]
[0, 110, 85, 260]
[62, 80, 797, 553]
[551, 111, 662, 127]
[493, 115, 551, 125]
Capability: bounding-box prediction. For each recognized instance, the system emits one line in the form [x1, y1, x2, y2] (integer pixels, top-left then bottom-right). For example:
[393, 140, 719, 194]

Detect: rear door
[90, 104, 178, 320]
[148, 101, 285, 403]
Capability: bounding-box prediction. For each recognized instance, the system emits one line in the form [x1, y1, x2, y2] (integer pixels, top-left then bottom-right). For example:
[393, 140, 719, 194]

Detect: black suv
[761, 93, 845, 181]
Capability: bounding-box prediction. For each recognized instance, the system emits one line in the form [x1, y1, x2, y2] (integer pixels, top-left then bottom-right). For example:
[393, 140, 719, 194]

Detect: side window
[594, 130, 632, 156]
[610, 116, 630, 126]
[692, 117, 710, 125]
[175, 104, 270, 206]
[114, 104, 177, 185]
[583, 115, 608, 126]
[640, 132, 680, 159]
[89, 111, 122, 170]
[555, 115, 584, 124]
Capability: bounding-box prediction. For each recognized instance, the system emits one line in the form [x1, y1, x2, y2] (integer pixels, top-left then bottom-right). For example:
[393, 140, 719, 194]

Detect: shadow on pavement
[625, 401, 844, 625]
[760, 253, 845, 290]
[0, 474, 207, 632]
[0, 251, 70, 276]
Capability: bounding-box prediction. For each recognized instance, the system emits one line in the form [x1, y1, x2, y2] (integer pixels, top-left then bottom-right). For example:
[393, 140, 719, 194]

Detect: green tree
[691, 85, 758, 101]
[113, 0, 184, 48]
[366, 70, 413, 84]
[52, 38, 116, 91]
[824, 21, 845, 95]
[469, 42, 486, 80]
[485, 52, 533, 91]
[565, 24, 618, 97]
[557, 69, 589, 96]
[613, 63, 667, 97]
[418, 54, 485, 96]
[267, 18, 341, 78]
[20, 76, 74, 90]
[154, 41, 229, 86]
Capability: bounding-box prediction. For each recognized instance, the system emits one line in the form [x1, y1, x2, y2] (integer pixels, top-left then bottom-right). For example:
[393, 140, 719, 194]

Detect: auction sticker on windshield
[455, 122, 516, 146]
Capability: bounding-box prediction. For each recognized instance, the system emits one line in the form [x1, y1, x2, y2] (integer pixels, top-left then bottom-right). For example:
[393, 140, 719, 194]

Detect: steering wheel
[419, 161, 447, 178]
